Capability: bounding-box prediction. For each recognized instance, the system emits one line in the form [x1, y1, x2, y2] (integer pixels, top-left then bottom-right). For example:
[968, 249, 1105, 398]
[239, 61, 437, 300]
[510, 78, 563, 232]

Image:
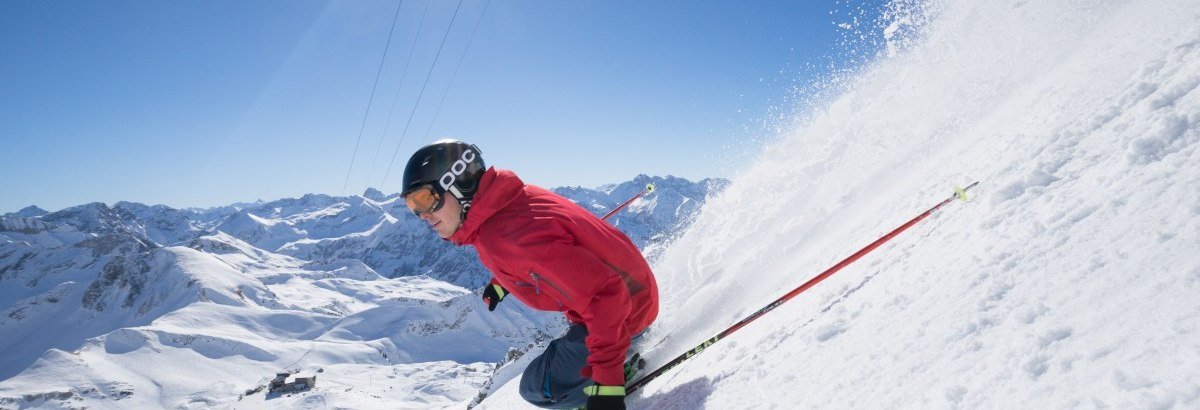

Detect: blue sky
[0, 0, 887, 213]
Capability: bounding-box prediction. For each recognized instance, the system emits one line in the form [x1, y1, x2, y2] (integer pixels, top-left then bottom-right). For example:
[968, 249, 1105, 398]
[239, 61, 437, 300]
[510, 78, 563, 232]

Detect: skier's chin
[436, 222, 459, 239]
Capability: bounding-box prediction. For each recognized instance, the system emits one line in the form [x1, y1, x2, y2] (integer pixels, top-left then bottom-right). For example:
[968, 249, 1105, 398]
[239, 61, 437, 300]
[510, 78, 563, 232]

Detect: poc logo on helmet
[439, 149, 476, 198]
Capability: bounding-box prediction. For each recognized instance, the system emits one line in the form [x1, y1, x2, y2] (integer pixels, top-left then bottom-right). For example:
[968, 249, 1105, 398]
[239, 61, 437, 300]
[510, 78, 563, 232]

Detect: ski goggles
[403, 184, 444, 216]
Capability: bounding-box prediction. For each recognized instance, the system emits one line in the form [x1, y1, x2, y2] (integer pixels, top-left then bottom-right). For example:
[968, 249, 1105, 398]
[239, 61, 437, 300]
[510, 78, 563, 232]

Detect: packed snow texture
[478, 0, 1200, 408]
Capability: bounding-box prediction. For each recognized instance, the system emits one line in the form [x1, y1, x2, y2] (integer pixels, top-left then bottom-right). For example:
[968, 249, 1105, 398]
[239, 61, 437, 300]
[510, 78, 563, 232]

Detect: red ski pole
[601, 183, 656, 221]
[626, 182, 978, 394]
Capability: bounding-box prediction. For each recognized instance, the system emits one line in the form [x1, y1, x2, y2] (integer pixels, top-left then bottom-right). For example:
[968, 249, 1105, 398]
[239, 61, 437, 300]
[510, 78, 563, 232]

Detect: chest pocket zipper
[530, 272, 571, 310]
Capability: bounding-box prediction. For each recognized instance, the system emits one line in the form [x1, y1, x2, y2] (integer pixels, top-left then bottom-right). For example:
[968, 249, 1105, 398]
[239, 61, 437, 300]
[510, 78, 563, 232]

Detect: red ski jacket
[449, 168, 659, 386]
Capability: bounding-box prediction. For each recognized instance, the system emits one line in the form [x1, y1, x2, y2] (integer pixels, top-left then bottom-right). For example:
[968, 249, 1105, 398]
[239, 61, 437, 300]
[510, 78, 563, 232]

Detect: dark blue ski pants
[519, 324, 645, 409]
[519, 324, 593, 409]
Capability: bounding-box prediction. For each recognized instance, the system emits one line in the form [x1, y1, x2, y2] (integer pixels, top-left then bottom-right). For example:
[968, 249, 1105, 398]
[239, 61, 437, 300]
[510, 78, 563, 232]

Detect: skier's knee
[518, 365, 551, 407]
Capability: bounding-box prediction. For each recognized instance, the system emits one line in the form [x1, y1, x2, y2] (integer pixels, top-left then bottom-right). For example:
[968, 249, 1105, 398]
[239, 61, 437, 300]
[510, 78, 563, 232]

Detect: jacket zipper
[528, 272, 570, 311]
[529, 272, 541, 295]
[530, 272, 572, 302]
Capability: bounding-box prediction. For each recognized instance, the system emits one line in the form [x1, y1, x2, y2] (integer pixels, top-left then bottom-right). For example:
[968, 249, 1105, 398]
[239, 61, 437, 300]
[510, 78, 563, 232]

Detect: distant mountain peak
[363, 187, 397, 202]
[8, 205, 49, 218]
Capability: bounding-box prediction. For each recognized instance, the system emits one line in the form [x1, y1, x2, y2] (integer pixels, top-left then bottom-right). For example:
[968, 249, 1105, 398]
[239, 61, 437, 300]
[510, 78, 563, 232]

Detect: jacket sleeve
[512, 221, 633, 386]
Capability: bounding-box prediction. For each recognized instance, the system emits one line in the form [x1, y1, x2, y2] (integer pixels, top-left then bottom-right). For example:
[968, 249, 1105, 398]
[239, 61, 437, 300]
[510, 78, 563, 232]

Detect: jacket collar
[449, 167, 525, 245]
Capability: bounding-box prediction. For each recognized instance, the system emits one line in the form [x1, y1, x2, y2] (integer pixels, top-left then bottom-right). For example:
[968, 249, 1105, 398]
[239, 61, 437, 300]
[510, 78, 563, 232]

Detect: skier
[400, 139, 659, 410]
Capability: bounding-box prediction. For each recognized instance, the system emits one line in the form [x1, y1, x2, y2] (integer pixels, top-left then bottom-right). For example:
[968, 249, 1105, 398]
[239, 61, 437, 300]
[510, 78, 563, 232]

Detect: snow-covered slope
[479, 0, 1200, 408]
[0, 218, 564, 409]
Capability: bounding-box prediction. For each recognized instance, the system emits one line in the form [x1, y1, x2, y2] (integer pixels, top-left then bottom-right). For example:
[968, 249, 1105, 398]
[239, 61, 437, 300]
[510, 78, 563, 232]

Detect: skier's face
[419, 194, 463, 238]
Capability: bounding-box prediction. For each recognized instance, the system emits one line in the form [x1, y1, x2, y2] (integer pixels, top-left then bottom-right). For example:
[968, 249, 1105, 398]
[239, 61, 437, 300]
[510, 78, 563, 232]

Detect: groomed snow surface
[479, 0, 1200, 408]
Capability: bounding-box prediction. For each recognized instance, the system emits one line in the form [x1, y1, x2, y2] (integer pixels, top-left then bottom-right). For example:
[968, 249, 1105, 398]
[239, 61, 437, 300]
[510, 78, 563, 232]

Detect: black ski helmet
[401, 139, 487, 210]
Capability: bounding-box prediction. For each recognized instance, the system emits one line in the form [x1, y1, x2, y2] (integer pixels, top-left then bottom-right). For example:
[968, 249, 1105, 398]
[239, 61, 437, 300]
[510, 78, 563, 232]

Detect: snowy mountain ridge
[0, 175, 725, 408]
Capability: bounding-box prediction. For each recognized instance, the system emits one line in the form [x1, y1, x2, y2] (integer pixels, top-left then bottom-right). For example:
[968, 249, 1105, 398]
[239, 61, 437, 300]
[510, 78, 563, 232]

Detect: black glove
[481, 284, 507, 311]
[584, 385, 626, 410]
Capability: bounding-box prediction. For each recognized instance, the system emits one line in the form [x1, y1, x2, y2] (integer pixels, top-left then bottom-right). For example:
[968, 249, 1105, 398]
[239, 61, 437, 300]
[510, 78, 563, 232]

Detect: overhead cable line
[340, 0, 406, 196]
[364, 0, 434, 193]
[378, 0, 465, 191]
[420, 0, 492, 146]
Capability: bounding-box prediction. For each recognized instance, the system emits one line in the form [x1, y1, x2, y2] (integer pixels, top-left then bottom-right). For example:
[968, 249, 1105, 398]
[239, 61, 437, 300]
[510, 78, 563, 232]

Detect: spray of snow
[480, 0, 1200, 407]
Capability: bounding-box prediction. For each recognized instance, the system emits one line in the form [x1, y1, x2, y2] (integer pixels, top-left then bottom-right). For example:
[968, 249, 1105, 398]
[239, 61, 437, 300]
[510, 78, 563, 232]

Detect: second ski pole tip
[954, 185, 970, 202]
